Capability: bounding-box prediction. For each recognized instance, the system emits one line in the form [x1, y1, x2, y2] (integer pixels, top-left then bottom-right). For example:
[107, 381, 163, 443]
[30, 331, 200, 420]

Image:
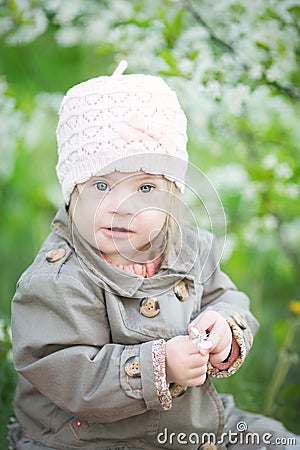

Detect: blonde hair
[158, 180, 181, 260]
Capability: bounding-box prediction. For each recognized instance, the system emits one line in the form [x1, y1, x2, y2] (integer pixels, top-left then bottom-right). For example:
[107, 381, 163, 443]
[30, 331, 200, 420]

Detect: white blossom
[45, 0, 84, 25]
[178, 58, 194, 76]
[0, 16, 13, 36]
[207, 164, 249, 193]
[282, 184, 299, 199]
[23, 92, 62, 150]
[274, 182, 299, 199]
[262, 154, 278, 170]
[55, 27, 82, 47]
[280, 218, 300, 247]
[243, 219, 260, 245]
[6, 8, 47, 45]
[222, 84, 250, 116]
[206, 81, 222, 100]
[248, 63, 263, 80]
[274, 162, 293, 180]
[262, 214, 278, 232]
[81, 18, 111, 45]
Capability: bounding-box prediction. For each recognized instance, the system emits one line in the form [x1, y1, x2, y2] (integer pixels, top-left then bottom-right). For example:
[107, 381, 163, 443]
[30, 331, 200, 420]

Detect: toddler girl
[9, 61, 298, 449]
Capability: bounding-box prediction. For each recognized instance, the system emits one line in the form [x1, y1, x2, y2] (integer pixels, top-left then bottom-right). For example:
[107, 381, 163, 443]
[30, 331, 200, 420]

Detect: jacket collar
[51, 205, 199, 297]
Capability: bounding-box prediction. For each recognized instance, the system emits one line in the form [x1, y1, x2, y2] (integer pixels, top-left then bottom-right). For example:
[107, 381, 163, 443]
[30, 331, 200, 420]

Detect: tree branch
[182, 0, 234, 53]
[182, 0, 300, 103]
[263, 79, 300, 102]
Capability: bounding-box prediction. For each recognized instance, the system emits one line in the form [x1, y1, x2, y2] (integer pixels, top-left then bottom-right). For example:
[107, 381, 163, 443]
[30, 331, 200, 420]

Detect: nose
[106, 187, 137, 216]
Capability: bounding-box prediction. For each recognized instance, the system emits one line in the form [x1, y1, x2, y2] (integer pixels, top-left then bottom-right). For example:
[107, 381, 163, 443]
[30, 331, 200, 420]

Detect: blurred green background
[0, 1, 299, 448]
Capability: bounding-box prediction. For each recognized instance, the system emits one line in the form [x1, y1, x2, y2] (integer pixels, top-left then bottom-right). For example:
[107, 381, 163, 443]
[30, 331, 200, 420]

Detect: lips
[101, 227, 134, 239]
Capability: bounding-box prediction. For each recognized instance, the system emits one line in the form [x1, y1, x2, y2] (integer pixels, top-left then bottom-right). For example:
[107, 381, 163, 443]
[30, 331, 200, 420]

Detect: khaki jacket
[11, 205, 259, 450]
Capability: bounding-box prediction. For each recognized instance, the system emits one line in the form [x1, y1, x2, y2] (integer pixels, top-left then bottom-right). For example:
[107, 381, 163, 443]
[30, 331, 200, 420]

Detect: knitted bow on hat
[117, 112, 177, 155]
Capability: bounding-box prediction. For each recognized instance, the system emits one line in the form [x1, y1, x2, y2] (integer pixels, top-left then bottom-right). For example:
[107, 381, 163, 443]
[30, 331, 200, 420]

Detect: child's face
[71, 172, 172, 265]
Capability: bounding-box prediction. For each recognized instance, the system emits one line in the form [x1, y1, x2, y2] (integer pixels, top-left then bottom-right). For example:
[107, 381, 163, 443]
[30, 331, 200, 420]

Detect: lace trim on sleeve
[152, 339, 172, 410]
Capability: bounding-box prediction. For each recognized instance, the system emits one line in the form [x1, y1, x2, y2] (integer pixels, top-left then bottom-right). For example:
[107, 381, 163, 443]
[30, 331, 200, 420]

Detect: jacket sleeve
[11, 272, 166, 423]
[198, 232, 260, 378]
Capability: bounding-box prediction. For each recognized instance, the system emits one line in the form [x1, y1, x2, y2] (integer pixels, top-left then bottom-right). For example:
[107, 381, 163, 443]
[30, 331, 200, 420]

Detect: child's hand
[165, 335, 209, 386]
[188, 311, 232, 366]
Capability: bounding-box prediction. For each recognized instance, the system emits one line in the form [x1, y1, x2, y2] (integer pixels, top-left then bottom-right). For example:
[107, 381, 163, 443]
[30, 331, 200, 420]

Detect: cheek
[133, 210, 166, 231]
[71, 198, 98, 243]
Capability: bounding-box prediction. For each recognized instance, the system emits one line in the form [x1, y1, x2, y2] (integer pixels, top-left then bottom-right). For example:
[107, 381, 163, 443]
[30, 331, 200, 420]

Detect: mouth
[101, 227, 134, 238]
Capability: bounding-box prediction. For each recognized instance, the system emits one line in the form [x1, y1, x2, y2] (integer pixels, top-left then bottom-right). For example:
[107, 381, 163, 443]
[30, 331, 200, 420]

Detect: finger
[188, 340, 211, 356]
[208, 326, 232, 354]
[169, 335, 203, 355]
[189, 310, 218, 328]
[189, 310, 218, 334]
[186, 372, 207, 387]
[176, 359, 208, 386]
[209, 345, 232, 365]
[198, 348, 211, 357]
[190, 362, 208, 376]
[188, 366, 208, 382]
[206, 328, 224, 350]
[189, 352, 209, 368]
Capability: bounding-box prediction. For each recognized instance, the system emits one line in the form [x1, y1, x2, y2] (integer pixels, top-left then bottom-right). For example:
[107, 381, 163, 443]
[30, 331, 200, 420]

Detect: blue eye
[139, 184, 154, 193]
[95, 182, 108, 191]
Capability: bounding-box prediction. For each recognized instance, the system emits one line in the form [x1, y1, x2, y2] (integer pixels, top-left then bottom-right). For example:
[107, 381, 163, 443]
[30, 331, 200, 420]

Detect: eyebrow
[133, 173, 164, 181]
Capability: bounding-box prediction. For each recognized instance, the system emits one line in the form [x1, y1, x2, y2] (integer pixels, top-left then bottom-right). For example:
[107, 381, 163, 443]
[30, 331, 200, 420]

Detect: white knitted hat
[56, 60, 188, 204]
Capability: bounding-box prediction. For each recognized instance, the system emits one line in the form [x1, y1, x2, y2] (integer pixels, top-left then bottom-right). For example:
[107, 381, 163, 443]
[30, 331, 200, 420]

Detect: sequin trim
[152, 339, 172, 410]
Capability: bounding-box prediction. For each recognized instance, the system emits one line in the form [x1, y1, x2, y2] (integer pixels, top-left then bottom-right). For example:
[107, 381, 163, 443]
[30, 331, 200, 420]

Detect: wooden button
[169, 383, 187, 398]
[140, 297, 160, 318]
[173, 280, 189, 301]
[199, 444, 217, 450]
[124, 356, 140, 377]
[46, 248, 66, 262]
